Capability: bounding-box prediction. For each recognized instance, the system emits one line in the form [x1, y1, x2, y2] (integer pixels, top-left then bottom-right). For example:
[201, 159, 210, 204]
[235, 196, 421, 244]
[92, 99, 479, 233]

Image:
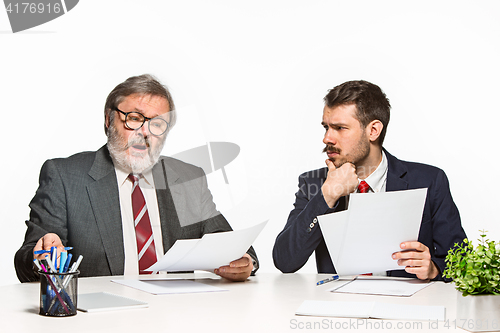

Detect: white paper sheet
[296, 300, 445, 321]
[317, 188, 427, 276]
[112, 279, 227, 294]
[329, 278, 434, 297]
[145, 221, 267, 272]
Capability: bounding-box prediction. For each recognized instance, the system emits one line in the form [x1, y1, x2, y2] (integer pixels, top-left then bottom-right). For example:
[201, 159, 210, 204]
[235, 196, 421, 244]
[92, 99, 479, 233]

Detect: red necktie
[128, 174, 157, 274]
[357, 180, 372, 275]
[358, 180, 370, 193]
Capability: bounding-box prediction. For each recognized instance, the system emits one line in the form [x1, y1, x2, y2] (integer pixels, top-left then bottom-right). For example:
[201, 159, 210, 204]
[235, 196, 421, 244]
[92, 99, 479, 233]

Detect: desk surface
[2, 273, 467, 332]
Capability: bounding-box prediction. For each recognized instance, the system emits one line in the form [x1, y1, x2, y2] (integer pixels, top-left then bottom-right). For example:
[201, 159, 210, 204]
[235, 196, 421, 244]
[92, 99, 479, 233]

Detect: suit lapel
[86, 146, 125, 275]
[153, 158, 182, 253]
[384, 149, 410, 192]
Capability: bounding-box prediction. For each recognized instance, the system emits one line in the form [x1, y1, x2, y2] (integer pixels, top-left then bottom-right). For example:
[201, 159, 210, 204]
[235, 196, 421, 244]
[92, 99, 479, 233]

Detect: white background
[1, 0, 499, 286]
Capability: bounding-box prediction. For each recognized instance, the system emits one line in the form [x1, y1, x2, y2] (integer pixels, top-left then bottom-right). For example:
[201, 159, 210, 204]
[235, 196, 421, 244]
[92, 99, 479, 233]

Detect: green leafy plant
[443, 230, 500, 296]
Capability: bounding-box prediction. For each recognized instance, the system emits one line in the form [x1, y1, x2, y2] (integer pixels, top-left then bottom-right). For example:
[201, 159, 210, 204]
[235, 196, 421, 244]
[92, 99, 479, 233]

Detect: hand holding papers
[317, 188, 427, 276]
[146, 221, 266, 273]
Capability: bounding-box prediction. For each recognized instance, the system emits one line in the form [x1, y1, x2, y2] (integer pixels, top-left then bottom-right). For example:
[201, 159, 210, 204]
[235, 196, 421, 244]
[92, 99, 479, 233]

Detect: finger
[229, 255, 251, 268]
[400, 241, 427, 251]
[404, 266, 426, 275]
[392, 250, 429, 260]
[34, 237, 44, 252]
[216, 270, 248, 282]
[217, 265, 249, 274]
[397, 258, 424, 267]
[325, 159, 336, 171]
[33, 233, 64, 260]
[215, 265, 252, 282]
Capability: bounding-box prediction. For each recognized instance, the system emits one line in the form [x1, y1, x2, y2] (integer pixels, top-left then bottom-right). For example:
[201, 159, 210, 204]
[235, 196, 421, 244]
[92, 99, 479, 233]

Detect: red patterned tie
[358, 180, 370, 193]
[357, 180, 372, 276]
[128, 174, 157, 274]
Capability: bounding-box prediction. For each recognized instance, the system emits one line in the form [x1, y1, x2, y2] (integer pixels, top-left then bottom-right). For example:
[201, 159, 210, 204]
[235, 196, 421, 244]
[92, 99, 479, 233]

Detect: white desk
[1, 273, 467, 332]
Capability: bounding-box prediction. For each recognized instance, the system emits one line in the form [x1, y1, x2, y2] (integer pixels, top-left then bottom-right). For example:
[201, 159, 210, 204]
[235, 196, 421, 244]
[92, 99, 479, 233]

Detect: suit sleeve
[14, 159, 70, 282]
[428, 169, 466, 280]
[272, 174, 335, 273]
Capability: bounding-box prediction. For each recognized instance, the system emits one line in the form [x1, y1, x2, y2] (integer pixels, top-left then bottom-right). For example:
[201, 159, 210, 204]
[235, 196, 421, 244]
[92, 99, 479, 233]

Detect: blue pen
[63, 253, 72, 273]
[59, 252, 67, 273]
[316, 275, 340, 286]
[34, 249, 51, 255]
[35, 247, 73, 255]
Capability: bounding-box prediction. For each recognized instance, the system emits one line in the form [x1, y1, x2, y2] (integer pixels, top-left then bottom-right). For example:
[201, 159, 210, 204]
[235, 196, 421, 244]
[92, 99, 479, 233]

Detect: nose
[323, 128, 336, 145]
[137, 122, 150, 137]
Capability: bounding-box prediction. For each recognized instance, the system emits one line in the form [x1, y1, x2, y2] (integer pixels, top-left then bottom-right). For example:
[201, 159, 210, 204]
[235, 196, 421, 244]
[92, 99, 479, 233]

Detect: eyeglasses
[113, 107, 170, 136]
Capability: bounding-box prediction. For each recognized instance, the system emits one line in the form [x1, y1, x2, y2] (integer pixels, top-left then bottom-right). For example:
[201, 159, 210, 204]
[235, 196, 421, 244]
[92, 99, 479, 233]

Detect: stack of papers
[112, 279, 227, 295]
[317, 189, 427, 276]
[296, 300, 445, 321]
[328, 277, 434, 297]
[146, 221, 267, 272]
[77, 292, 148, 312]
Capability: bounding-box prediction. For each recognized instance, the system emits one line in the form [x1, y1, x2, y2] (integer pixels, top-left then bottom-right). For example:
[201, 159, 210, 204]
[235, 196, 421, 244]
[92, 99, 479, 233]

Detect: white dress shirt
[115, 167, 166, 275]
[357, 151, 388, 193]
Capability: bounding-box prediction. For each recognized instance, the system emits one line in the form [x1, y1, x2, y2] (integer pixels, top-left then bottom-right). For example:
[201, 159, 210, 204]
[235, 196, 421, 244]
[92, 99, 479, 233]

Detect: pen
[63, 253, 72, 273]
[316, 275, 340, 286]
[45, 255, 57, 273]
[59, 252, 67, 273]
[33, 259, 42, 271]
[34, 247, 73, 255]
[62, 255, 83, 288]
[50, 247, 57, 270]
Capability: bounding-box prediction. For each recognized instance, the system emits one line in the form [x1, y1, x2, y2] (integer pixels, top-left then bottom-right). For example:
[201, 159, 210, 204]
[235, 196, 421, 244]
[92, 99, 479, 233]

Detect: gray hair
[104, 74, 176, 134]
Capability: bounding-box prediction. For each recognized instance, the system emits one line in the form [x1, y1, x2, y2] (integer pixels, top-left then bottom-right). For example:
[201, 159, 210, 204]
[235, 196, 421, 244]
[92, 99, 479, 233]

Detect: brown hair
[104, 74, 176, 134]
[324, 80, 390, 145]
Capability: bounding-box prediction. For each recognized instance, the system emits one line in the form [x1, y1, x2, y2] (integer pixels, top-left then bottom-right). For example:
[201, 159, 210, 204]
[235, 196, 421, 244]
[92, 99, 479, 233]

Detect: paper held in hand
[317, 188, 427, 276]
[145, 221, 267, 272]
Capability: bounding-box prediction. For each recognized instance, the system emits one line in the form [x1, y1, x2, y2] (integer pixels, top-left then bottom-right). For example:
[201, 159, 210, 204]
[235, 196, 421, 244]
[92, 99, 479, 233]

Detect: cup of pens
[34, 247, 83, 317]
[39, 270, 79, 316]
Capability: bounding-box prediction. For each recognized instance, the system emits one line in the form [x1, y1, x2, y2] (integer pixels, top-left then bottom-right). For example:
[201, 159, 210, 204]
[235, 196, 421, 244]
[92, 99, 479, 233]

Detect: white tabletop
[1, 273, 465, 332]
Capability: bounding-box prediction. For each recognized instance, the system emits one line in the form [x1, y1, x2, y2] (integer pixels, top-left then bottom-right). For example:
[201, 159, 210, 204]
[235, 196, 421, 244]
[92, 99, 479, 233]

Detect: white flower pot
[456, 292, 500, 332]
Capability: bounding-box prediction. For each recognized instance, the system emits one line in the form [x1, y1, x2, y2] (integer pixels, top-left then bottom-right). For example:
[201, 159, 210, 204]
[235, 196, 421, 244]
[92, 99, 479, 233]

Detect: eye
[128, 115, 142, 122]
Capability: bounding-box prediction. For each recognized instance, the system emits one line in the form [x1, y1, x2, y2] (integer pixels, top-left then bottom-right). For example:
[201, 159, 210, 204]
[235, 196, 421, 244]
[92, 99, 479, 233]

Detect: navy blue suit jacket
[272, 150, 466, 280]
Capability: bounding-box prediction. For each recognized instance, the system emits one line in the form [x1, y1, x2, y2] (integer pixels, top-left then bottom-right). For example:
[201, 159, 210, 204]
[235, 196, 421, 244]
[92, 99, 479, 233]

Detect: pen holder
[39, 270, 79, 317]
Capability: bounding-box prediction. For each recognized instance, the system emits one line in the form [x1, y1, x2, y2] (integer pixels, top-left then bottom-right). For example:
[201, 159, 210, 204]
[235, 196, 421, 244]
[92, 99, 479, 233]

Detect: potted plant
[443, 230, 500, 332]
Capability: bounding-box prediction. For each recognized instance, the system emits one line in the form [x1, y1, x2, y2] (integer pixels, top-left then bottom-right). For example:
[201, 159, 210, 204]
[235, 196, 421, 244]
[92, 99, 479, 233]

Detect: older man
[15, 74, 257, 282]
[273, 80, 465, 280]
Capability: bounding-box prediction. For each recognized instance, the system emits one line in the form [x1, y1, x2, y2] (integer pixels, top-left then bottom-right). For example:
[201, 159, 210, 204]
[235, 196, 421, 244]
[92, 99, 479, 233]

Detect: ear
[105, 111, 111, 129]
[366, 120, 383, 143]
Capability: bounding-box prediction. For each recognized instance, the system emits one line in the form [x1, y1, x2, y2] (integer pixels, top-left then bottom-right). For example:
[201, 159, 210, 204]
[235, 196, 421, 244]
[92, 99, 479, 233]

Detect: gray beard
[106, 125, 166, 174]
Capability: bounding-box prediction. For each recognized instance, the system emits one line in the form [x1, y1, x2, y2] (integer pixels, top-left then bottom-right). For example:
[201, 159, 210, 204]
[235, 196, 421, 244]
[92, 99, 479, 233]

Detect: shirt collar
[359, 151, 388, 193]
[115, 167, 154, 188]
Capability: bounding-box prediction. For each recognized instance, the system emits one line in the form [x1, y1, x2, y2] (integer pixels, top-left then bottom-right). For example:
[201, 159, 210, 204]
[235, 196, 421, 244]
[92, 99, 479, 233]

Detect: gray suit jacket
[15, 145, 258, 282]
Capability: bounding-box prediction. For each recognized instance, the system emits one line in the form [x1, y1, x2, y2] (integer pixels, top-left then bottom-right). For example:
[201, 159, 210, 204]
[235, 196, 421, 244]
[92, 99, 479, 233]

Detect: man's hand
[321, 159, 358, 208]
[214, 253, 253, 282]
[33, 233, 65, 261]
[392, 241, 439, 280]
